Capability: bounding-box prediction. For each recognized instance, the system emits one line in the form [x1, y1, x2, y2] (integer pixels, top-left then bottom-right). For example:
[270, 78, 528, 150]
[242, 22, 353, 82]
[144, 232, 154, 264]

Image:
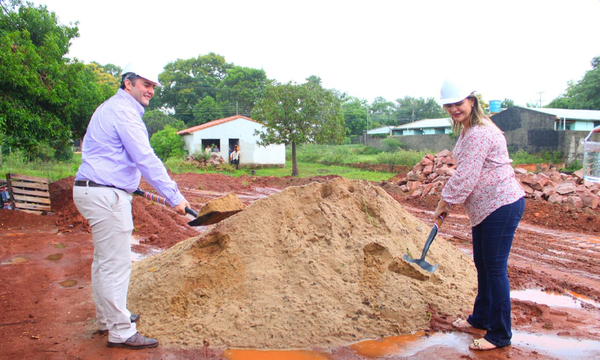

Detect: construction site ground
[1, 172, 600, 360]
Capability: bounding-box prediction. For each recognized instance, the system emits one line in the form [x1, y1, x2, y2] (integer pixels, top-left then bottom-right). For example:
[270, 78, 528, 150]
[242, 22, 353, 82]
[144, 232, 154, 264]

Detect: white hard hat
[440, 78, 474, 105]
[121, 63, 162, 87]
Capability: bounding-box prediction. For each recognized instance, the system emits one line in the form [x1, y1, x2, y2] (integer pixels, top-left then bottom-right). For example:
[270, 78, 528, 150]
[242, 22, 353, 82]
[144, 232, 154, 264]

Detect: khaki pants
[73, 185, 137, 343]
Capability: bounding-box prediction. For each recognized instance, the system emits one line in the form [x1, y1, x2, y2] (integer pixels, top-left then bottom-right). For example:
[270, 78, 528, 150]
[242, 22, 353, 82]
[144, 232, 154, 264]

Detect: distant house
[525, 107, 600, 131]
[491, 106, 600, 163]
[177, 115, 286, 166]
[391, 118, 452, 135]
[366, 126, 394, 136]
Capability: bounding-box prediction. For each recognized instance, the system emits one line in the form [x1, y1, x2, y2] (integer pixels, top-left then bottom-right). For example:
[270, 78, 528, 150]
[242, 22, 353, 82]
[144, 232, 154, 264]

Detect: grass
[1, 144, 582, 183]
[0, 150, 82, 182]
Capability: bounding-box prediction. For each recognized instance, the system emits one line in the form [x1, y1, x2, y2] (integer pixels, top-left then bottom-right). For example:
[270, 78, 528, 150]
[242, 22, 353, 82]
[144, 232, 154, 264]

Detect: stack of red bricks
[395, 150, 600, 210]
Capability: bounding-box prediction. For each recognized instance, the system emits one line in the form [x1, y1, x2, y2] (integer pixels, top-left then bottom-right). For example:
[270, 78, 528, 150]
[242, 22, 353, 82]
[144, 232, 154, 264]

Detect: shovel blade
[187, 210, 242, 226]
[402, 254, 439, 274]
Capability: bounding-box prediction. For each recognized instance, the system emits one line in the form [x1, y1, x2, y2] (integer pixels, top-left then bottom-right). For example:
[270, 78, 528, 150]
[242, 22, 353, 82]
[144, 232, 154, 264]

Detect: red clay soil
[1, 172, 600, 360]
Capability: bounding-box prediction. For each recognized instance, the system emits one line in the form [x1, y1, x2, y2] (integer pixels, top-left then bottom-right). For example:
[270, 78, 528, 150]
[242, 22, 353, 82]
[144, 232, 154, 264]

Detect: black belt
[74, 180, 117, 189]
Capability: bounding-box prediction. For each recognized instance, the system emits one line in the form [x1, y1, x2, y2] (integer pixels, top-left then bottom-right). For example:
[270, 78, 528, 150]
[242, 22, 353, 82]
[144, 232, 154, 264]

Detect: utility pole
[535, 91, 545, 108]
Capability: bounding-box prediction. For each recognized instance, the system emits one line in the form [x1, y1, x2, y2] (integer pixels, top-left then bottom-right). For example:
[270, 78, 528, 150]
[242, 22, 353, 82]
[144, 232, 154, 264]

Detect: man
[73, 63, 190, 349]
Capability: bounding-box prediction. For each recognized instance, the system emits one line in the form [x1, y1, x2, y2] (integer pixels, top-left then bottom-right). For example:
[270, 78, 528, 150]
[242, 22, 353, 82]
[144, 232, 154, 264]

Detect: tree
[548, 56, 600, 110]
[370, 97, 395, 126]
[153, 53, 233, 123]
[501, 98, 515, 108]
[305, 75, 322, 86]
[149, 125, 185, 161]
[89, 62, 120, 89]
[217, 66, 268, 117]
[143, 109, 185, 138]
[191, 96, 223, 126]
[0, 0, 109, 159]
[342, 97, 368, 136]
[252, 81, 345, 176]
[393, 96, 445, 124]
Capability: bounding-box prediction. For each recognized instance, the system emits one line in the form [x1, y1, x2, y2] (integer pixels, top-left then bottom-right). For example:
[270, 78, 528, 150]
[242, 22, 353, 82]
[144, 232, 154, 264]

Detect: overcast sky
[35, 0, 600, 107]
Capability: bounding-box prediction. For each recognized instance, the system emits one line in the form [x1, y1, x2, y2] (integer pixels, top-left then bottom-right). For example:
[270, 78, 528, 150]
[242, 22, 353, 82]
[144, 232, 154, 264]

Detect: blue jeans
[467, 197, 525, 348]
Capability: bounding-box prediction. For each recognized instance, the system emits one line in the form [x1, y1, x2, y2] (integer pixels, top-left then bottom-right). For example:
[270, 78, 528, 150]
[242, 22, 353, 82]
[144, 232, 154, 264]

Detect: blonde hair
[448, 94, 487, 136]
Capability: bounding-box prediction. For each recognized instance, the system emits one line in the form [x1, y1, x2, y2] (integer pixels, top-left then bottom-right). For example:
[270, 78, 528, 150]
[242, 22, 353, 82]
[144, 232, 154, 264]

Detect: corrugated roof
[394, 117, 452, 130]
[367, 126, 393, 135]
[177, 115, 260, 135]
[522, 107, 600, 121]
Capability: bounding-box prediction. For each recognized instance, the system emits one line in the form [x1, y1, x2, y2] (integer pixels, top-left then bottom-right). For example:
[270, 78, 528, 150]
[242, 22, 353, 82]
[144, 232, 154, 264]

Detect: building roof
[177, 115, 260, 135]
[394, 117, 452, 130]
[366, 126, 393, 135]
[522, 107, 600, 121]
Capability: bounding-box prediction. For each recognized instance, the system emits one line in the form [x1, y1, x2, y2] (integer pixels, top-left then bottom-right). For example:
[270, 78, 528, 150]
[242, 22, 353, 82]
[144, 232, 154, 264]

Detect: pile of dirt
[128, 177, 477, 349]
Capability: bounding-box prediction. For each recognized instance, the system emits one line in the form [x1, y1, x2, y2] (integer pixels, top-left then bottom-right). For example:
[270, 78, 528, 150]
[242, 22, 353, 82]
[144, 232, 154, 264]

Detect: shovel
[133, 188, 242, 226]
[402, 212, 446, 274]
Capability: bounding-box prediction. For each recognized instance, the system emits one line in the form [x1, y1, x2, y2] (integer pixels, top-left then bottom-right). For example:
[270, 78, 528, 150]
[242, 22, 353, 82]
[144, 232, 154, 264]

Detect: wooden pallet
[5, 173, 52, 215]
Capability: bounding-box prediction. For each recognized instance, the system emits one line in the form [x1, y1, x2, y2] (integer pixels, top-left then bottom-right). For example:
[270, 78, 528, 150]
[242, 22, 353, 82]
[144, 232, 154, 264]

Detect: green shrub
[380, 138, 404, 152]
[563, 159, 582, 172]
[510, 150, 564, 165]
[360, 146, 383, 155]
[320, 147, 351, 164]
[150, 125, 185, 161]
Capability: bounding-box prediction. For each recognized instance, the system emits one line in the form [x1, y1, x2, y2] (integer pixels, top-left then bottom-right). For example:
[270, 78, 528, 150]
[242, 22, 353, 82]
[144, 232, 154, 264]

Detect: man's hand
[174, 199, 191, 215]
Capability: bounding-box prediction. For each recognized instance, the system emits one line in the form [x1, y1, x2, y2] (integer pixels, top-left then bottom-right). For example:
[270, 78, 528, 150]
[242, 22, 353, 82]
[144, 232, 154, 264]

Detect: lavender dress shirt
[76, 89, 184, 207]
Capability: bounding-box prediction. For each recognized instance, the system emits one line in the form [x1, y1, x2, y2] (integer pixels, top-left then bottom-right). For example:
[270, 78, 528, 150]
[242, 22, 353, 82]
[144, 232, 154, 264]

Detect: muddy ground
[1, 172, 599, 360]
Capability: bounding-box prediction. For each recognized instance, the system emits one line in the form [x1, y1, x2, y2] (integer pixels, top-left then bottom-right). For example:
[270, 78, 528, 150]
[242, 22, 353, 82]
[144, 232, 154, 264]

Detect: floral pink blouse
[442, 120, 525, 227]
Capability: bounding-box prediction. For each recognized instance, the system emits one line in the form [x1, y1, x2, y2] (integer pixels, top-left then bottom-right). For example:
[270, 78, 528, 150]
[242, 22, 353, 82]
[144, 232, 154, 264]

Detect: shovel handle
[133, 188, 198, 217]
[435, 212, 447, 229]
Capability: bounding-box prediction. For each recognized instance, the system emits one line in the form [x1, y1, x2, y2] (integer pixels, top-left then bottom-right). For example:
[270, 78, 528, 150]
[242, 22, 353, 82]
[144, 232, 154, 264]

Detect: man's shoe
[107, 332, 158, 349]
[97, 314, 140, 335]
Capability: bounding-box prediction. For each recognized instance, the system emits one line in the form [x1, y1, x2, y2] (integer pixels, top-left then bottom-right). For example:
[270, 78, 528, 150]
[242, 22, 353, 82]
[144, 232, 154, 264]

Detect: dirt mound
[128, 177, 477, 349]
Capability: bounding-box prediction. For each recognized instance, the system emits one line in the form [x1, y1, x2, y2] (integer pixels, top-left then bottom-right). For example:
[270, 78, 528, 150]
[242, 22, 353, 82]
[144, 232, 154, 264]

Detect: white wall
[181, 118, 285, 165]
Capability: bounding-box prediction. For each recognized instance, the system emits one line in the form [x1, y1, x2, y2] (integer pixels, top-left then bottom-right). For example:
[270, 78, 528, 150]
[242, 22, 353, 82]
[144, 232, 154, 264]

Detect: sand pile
[128, 178, 477, 349]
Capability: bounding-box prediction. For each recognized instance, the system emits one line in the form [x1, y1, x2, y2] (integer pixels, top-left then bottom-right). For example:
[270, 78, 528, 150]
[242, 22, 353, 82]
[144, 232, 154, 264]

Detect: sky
[34, 0, 600, 107]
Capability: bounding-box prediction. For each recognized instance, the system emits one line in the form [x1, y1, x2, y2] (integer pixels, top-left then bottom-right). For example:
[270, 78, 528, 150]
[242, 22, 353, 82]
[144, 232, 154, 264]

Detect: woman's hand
[434, 199, 451, 220]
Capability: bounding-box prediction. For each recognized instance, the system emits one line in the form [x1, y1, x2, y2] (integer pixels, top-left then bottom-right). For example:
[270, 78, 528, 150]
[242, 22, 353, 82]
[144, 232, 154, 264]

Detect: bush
[380, 138, 404, 152]
[150, 125, 185, 161]
[510, 150, 564, 165]
[320, 147, 351, 164]
[360, 146, 383, 155]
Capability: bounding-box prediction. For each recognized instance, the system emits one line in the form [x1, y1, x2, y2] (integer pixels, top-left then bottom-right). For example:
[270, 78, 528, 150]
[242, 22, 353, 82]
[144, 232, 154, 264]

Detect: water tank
[489, 100, 502, 113]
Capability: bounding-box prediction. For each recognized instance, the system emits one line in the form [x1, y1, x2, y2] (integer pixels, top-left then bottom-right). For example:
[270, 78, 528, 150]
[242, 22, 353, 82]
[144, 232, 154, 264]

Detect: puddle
[223, 330, 600, 359]
[54, 243, 66, 249]
[131, 247, 162, 262]
[513, 331, 600, 359]
[131, 235, 140, 246]
[1, 256, 28, 265]
[59, 279, 78, 287]
[45, 253, 63, 261]
[223, 349, 328, 360]
[511, 289, 600, 309]
[223, 332, 470, 360]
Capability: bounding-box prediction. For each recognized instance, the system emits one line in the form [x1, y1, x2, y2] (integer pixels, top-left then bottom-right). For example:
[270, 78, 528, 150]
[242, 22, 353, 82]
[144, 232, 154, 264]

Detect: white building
[177, 115, 286, 166]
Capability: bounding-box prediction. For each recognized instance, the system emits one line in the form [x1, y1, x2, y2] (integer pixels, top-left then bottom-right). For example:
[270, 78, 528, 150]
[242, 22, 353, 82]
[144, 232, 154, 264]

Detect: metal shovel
[402, 212, 446, 273]
[133, 188, 241, 226]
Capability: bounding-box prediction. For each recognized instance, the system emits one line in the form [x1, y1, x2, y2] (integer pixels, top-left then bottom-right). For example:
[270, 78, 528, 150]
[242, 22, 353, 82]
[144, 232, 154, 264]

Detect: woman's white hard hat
[440, 78, 474, 105]
[121, 63, 162, 87]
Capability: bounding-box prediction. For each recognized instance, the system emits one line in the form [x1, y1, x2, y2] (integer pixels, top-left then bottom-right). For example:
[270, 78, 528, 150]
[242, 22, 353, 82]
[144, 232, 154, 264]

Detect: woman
[433, 78, 526, 351]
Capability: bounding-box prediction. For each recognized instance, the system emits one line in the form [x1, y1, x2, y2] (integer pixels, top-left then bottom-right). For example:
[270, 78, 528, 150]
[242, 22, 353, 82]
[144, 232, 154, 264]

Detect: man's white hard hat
[121, 63, 162, 87]
[440, 78, 474, 105]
